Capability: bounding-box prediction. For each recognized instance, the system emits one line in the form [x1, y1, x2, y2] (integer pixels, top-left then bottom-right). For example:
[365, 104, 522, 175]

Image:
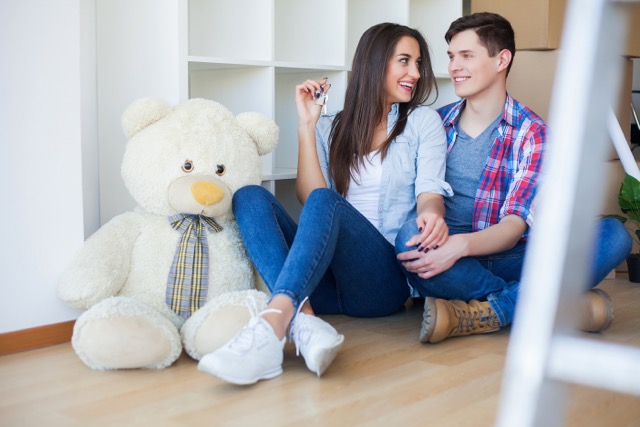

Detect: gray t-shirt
[445, 115, 502, 234]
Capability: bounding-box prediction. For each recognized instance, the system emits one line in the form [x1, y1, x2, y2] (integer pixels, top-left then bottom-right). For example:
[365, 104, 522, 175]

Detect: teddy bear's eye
[182, 160, 194, 173]
[216, 164, 226, 176]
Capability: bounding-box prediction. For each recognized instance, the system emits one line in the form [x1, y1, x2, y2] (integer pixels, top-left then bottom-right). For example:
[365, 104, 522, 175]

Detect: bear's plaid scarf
[166, 213, 223, 318]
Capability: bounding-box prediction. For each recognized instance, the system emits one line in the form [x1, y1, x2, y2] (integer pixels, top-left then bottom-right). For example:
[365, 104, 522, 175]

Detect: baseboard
[0, 320, 75, 356]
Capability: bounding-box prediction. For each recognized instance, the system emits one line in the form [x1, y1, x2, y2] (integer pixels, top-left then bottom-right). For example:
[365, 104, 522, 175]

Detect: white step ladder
[495, 1, 640, 426]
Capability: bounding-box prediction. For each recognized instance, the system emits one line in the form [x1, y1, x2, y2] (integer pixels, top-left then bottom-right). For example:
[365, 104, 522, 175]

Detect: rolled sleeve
[501, 121, 546, 228]
[315, 114, 335, 188]
[414, 107, 453, 198]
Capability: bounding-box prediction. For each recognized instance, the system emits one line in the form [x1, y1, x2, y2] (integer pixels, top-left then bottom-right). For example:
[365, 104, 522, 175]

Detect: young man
[395, 12, 632, 343]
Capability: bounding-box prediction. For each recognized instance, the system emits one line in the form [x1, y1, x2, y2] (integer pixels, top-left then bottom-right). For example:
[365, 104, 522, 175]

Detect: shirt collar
[444, 93, 517, 129]
[389, 103, 399, 117]
[501, 93, 518, 128]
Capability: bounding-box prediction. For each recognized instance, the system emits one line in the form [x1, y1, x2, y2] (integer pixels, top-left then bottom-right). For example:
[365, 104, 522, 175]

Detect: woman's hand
[397, 234, 466, 279]
[409, 210, 448, 251]
[295, 78, 331, 128]
[404, 193, 448, 251]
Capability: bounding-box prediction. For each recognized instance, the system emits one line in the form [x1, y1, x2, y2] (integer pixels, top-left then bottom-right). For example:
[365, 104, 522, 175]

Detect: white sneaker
[198, 301, 285, 385]
[291, 311, 345, 377]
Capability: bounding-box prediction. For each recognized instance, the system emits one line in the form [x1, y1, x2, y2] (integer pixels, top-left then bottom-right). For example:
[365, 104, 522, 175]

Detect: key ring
[314, 83, 329, 116]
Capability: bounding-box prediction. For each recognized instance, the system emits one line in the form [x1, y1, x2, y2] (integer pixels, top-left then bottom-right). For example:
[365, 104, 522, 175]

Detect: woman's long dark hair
[329, 23, 437, 196]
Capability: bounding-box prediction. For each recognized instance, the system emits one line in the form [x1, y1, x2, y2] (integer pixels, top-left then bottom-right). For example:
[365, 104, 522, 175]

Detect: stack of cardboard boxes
[471, 0, 640, 273]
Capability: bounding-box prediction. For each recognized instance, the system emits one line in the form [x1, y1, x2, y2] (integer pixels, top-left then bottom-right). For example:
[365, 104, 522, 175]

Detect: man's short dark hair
[445, 12, 516, 74]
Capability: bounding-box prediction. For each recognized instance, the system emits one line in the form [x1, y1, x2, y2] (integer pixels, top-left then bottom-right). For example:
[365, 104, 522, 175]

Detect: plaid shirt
[437, 94, 547, 238]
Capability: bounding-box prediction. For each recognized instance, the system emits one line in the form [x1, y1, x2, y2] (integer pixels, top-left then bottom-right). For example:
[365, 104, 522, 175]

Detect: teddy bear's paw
[181, 289, 269, 360]
[72, 297, 183, 370]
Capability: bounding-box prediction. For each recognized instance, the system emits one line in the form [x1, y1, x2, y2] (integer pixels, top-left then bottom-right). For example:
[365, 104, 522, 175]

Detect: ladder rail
[495, 0, 630, 426]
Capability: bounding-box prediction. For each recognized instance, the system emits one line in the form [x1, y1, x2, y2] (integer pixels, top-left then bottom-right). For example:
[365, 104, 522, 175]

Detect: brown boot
[580, 289, 614, 332]
[420, 298, 501, 343]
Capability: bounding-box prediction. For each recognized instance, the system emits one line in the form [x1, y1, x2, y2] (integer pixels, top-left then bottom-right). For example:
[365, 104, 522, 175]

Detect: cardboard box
[471, 0, 640, 56]
[471, 0, 565, 50]
[507, 50, 633, 160]
[625, 5, 640, 58]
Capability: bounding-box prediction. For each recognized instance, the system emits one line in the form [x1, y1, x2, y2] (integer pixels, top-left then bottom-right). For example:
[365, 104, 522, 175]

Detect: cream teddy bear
[58, 98, 277, 370]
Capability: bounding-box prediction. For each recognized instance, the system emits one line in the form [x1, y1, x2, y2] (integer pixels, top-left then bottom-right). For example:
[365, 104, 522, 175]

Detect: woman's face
[384, 36, 421, 107]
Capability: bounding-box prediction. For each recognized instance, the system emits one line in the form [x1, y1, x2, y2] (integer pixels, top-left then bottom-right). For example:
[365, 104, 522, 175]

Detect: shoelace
[455, 306, 497, 333]
[226, 295, 282, 353]
[457, 311, 479, 333]
[290, 297, 310, 356]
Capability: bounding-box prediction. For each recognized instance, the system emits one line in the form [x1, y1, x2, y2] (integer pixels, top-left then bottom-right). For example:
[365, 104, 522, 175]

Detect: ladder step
[547, 335, 640, 395]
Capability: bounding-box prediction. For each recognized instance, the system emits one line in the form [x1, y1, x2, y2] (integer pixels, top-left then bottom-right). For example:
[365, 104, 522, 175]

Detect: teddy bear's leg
[181, 289, 269, 360]
[72, 296, 183, 370]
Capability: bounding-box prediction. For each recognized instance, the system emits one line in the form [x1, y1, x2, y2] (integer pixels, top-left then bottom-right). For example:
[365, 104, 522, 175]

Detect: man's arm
[457, 214, 527, 257]
[397, 214, 526, 279]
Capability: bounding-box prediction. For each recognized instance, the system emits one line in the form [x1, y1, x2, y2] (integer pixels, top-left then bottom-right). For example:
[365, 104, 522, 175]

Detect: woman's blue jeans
[394, 217, 631, 326]
[232, 185, 410, 316]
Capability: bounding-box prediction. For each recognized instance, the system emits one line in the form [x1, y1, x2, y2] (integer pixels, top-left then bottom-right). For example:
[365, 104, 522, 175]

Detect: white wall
[97, 0, 184, 224]
[0, 0, 96, 333]
[81, 0, 100, 238]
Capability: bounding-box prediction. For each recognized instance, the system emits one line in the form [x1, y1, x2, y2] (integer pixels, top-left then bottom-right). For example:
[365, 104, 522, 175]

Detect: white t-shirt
[346, 151, 383, 226]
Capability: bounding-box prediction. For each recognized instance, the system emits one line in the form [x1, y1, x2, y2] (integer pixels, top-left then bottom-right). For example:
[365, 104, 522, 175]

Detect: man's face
[447, 30, 504, 100]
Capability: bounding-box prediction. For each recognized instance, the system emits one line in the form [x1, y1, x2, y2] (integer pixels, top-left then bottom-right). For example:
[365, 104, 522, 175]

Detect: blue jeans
[233, 185, 410, 317]
[394, 217, 631, 326]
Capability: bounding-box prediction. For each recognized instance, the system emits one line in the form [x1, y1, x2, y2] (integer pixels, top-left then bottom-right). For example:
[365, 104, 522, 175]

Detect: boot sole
[419, 297, 437, 343]
[590, 288, 615, 332]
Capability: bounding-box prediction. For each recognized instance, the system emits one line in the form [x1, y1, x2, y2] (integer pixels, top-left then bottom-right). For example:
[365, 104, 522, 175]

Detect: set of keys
[314, 82, 329, 116]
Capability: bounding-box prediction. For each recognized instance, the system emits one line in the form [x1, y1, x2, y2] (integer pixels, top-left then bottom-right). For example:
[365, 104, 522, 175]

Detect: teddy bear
[58, 98, 278, 370]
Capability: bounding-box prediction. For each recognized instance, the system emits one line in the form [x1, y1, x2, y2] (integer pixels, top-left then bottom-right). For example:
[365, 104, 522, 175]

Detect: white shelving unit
[97, 0, 462, 224]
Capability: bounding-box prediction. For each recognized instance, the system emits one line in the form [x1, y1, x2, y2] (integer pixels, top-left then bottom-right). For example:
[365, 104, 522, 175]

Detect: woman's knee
[305, 187, 339, 206]
[232, 185, 276, 224]
[233, 185, 273, 209]
[395, 220, 419, 253]
[599, 217, 632, 259]
[233, 185, 269, 206]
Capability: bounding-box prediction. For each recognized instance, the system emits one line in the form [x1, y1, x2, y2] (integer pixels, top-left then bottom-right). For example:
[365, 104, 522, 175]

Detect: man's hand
[397, 234, 468, 279]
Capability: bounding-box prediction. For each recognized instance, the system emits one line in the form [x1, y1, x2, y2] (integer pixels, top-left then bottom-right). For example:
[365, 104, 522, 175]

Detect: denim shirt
[315, 104, 453, 244]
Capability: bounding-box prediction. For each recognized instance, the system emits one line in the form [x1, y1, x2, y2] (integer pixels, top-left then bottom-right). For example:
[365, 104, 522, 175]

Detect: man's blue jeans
[232, 185, 410, 316]
[394, 217, 632, 326]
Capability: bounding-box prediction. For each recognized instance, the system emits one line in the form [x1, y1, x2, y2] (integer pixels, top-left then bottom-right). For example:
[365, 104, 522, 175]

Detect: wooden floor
[2, 279, 640, 427]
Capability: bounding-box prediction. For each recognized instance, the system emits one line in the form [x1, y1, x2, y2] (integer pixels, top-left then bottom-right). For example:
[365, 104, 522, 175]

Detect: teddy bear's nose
[191, 182, 224, 206]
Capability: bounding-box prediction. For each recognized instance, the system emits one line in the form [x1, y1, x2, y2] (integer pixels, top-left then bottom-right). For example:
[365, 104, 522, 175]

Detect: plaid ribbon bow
[167, 214, 223, 318]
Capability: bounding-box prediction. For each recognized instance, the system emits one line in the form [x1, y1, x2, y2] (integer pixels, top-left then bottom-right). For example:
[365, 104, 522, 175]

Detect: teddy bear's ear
[236, 112, 279, 156]
[121, 98, 172, 139]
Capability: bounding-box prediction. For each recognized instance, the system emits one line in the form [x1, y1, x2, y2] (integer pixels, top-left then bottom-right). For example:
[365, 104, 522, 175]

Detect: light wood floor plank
[1, 278, 639, 426]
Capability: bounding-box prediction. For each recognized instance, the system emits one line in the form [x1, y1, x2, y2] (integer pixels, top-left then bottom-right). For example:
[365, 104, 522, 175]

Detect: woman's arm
[404, 192, 448, 251]
[294, 79, 330, 204]
[406, 107, 453, 250]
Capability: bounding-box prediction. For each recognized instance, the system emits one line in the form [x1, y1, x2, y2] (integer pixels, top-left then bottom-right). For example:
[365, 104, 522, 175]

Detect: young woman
[198, 22, 453, 385]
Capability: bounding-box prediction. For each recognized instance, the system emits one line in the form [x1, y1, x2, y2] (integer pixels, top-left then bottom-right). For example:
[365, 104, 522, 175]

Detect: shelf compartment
[347, 0, 410, 66]
[274, 0, 346, 66]
[189, 66, 274, 117]
[274, 69, 348, 171]
[188, 0, 272, 61]
[410, 0, 463, 77]
[189, 56, 348, 72]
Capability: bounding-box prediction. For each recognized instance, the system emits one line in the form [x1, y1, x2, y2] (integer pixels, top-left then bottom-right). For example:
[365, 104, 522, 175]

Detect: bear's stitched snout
[191, 181, 224, 206]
